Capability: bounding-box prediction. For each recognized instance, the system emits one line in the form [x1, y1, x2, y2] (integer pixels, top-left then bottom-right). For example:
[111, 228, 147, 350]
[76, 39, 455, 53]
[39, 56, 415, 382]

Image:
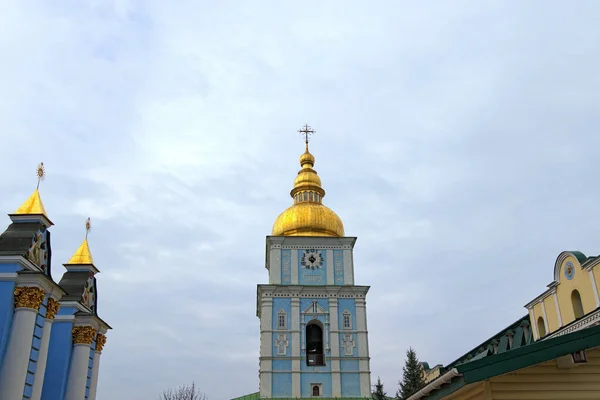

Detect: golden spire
[67, 217, 95, 265]
[271, 125, 344, 237]
[14, 162, 49, 218]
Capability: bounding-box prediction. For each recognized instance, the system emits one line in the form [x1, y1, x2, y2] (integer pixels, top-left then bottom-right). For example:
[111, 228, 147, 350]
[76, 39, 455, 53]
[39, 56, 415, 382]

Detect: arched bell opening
[306, 320, 325, 366]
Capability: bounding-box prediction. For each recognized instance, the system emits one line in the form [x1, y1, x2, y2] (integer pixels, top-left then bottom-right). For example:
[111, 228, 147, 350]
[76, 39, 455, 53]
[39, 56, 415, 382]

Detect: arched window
[537, 316, 546, 338]
[306, 322, 325, 366]
[572, 290, 585, 319]
[312, 385, 320, 396]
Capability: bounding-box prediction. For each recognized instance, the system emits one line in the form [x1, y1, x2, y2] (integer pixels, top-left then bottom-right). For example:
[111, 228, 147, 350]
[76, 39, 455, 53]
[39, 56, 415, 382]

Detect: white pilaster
[87, 351, 102, 400]
[588, 269, 600, 307]
[30, 319, 54, 400]
[541, 300, 550, 333]
[329, 298, 341, 396]
[553, 292, 563, 327]
[326, 250, 334, 285]
[269, 247, 281, 284]
[291, 250, 299, 284]
[343, 249, 353, 285]
[64, 343, 92, 400]
[291, 297, 300, 398]
[355, 298, 371, 396]
[259, 298, 273, 399]
[528, 307, 538, 340]
[0, 307, 38, 399]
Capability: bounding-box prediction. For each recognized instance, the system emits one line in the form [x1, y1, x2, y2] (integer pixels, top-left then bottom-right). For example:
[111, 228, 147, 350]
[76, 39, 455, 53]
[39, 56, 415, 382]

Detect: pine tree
[397, 347, 426, 400]
[372, 376, 387, 400]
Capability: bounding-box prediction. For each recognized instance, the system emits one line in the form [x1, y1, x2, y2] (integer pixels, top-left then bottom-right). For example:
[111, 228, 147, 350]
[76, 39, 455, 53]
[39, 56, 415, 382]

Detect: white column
[30, 321, 53, 400]
[0, 287, 45, 400]
[65, 326, 96, 400]
[87, 334, 106, 400]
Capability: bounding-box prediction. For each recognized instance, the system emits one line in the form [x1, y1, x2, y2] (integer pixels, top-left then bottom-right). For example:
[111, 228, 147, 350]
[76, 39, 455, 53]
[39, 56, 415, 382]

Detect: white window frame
[277, 309, 287, 330]
[342, 310, 352, 330]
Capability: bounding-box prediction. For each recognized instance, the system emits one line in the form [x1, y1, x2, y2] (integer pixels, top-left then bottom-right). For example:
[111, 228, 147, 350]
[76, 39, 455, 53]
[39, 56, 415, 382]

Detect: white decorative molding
[342, 334, 355, 356]
[274, 334, 289, 356]
[546, 308, 600, 340]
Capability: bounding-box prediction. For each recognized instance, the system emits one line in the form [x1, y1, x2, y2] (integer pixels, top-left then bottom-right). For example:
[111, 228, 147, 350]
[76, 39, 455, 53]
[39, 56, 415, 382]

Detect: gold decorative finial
[67, 217, 94, 265]
[36, 162, 45, 190]
[297, 124, 315, 150]
[85, 217, 91, 239]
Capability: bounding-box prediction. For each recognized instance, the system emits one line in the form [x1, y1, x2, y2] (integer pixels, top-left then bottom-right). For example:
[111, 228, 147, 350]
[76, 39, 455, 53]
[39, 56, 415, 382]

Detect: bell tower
[257, 125, 371, 398]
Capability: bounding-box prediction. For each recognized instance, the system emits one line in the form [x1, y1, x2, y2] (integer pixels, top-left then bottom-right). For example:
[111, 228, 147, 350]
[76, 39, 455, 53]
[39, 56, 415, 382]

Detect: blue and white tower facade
[0, 164, 111, 400]
[258, 129, 371, 398]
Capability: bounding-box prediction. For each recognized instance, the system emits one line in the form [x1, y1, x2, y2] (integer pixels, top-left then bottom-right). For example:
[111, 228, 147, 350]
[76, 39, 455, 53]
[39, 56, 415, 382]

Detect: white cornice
[8, 213, 54, 227]
[546, 308, 600, 340]
[257, 284, 370, 298]
[0, 272, 18, 281]
[0, 255, 43, 272]
[584, 257, 600, 271]
[17, 273, 66, 299]
[54, 314, 75, 322]
[73, 314, 111, 332]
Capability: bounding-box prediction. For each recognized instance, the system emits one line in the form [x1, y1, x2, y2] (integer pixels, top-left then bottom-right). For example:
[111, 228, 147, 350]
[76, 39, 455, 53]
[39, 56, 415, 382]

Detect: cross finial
[297, 124, 315, 149]
[85, 217, 92, 240]
[36, 162, 45, 190]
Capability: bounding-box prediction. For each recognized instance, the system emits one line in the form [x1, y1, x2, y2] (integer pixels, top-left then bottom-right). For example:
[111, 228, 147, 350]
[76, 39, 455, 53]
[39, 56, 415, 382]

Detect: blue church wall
[84, 338, 96, 399]
[301, 373, 332, 397]
[298, 250, 326, 286]
[272, 373, 292, 397]
[0, 280, 16, 369]
[272, 360, 291, 371]
[340, 359, 359, 371]
[41, 321, 73, 400]
[333, 250, 344, 285]
[281, 249, 291, 284]
[22, 295, 48, 399]
[340, 373, 361, 397]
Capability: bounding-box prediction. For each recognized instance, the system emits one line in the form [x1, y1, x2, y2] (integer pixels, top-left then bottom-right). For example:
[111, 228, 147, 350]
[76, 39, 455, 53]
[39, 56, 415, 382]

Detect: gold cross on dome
[297, 124, 315, 146]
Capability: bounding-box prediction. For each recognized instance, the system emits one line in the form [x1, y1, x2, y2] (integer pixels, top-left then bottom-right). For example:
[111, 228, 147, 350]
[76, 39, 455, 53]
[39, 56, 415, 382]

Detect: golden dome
[272, 144, 344, 237]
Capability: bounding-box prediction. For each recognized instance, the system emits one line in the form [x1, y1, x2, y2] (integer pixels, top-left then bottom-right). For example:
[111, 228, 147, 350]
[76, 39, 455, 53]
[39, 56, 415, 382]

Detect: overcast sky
[2, 1, 600, 399]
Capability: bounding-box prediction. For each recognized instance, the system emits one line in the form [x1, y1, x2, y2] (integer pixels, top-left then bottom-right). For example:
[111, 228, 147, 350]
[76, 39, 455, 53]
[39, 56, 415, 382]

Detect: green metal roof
[425, 323, 600, 400]
[442, 314, 533, 371]
[230, 393, 373, 400]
